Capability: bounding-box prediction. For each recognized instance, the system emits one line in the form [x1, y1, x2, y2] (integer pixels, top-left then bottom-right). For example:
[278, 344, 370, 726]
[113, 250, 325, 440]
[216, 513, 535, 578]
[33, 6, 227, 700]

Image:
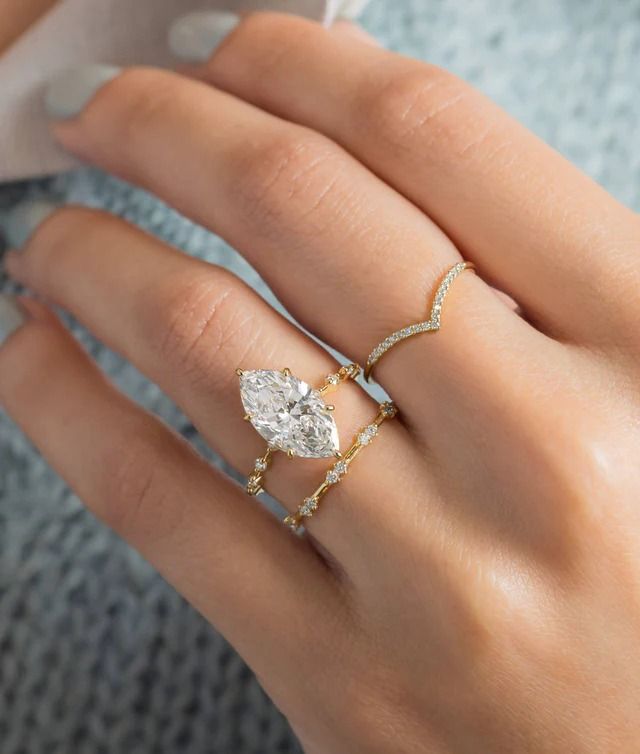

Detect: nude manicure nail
[168, 11, 240, 63]
[0, 295, 27, 347]
[44, 64, 122, 120]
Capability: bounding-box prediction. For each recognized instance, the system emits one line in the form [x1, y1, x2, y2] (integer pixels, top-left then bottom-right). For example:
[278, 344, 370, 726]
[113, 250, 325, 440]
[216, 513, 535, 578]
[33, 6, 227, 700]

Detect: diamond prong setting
[239, 369, 340, 459]
[239, 364, 361, 498]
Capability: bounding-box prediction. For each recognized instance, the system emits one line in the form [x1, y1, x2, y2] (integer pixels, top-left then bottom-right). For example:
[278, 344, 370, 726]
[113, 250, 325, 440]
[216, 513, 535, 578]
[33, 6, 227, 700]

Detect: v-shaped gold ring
[364, 262, 476, 382]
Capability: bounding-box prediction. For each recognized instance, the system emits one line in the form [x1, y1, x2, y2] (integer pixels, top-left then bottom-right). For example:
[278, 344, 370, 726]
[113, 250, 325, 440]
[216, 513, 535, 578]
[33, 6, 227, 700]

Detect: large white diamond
[239, 370, 339, 458]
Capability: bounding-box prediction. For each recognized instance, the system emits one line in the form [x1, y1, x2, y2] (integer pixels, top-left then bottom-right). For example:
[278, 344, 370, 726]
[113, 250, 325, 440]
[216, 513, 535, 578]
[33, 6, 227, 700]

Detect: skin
[0, 0, 59, 53]
[2, 13, 640, 753]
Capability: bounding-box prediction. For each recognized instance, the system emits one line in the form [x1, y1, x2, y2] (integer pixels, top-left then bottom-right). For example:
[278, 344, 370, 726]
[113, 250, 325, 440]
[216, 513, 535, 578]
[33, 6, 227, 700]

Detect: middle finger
[45, 66, 534, 431]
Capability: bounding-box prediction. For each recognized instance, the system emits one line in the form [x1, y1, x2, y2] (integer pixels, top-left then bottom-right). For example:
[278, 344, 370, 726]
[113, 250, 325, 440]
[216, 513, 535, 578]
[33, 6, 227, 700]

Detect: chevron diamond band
[364, 262, 476, 382]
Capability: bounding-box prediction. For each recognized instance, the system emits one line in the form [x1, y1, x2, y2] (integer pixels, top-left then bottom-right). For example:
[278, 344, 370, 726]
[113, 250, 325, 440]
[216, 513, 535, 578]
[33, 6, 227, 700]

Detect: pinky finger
[0, 295, 345, 705]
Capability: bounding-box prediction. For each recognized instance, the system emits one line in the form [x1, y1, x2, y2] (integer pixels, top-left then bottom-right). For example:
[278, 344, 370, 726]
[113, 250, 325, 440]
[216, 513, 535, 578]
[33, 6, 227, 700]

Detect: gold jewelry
[284, 401, 398, 532]
[364, 261, 476, 382]
[237, 363, 361, 496]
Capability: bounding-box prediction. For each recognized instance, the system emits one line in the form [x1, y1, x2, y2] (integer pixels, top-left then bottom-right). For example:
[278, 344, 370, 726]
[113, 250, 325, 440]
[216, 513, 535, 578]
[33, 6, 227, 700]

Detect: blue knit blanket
[1, 1, 638, 751]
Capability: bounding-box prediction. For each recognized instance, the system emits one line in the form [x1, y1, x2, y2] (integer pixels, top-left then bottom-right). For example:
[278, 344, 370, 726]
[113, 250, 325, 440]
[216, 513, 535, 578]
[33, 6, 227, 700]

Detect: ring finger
[5, 206, 418, 562]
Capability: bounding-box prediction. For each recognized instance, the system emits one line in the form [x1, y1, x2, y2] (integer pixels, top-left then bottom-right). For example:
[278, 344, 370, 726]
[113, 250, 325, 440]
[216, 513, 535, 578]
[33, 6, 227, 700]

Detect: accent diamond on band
[284, 401, 398, 532]
[364, 262, 475, 382]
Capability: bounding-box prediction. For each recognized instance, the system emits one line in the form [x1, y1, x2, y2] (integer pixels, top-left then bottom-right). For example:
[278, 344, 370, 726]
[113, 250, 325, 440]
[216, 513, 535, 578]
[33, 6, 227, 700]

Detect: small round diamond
[255, 459, 267, 472]
[300, 497, 318, 517]
[247, 474, 263, 496]
[358, 425, 378, 445]
[326, 460, 348, 484]
[381, 402, 397, 418]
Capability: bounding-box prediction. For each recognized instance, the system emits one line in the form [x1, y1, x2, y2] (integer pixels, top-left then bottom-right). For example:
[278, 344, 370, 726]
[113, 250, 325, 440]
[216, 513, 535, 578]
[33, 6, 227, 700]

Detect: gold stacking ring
[284, 401, 398, 532]
[364, 262, 476, 382]
[237, 363, 361, 496]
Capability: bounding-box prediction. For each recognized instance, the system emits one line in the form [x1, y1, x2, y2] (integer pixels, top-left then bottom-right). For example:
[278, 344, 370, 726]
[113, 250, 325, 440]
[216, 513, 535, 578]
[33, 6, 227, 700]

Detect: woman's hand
[2, 13, 640, 753]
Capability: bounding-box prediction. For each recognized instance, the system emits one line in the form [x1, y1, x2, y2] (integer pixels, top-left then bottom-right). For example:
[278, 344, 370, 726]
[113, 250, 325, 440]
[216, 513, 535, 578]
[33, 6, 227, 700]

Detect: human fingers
[42, 64, 532, 440]
[188, 11, 640, 353]
[0, 295, 345, 710]
[5, 205, 414, 561]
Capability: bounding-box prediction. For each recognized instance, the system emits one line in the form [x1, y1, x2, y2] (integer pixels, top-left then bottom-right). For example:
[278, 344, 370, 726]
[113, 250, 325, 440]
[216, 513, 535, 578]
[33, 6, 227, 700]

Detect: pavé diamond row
[364, 262, 475, 382]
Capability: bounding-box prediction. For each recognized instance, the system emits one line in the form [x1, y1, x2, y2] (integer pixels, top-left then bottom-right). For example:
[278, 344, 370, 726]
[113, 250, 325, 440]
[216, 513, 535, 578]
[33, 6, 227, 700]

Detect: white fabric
[0, 0, 340, 181]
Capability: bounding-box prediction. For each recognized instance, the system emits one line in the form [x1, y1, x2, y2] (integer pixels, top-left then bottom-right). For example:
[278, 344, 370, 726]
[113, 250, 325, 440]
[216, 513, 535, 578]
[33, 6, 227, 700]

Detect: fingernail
[0, 295, 27, 346]
[3, 199, 58, 249]
[168, 11, 240, 63]
[44, 64, 122, 120]
[337, 0, 370, 20]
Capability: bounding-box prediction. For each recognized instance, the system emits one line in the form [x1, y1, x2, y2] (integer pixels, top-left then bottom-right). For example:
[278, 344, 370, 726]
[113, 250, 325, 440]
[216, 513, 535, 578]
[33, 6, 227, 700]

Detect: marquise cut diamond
[239, 370, 339, 459]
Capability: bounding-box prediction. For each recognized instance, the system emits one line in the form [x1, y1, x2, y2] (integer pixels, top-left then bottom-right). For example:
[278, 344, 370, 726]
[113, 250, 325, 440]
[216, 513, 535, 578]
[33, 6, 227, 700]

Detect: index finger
[200, 12, 640, 352]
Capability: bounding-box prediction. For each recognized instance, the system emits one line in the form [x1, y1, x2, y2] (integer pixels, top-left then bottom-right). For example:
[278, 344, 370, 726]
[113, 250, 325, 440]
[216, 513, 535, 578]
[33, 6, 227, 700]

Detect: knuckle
[360, 62, 480, 158]
[546, 431, 609, 516]
[525, 410, 622, 556]
[567, 448, 624, 537]
[143, 269, 260, 393]
[230, 129, 344, 238]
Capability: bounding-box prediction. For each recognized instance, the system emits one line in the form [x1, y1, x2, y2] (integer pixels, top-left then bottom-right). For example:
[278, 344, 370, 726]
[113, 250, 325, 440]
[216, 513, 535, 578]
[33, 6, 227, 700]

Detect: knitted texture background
[1, 1, 639, 752]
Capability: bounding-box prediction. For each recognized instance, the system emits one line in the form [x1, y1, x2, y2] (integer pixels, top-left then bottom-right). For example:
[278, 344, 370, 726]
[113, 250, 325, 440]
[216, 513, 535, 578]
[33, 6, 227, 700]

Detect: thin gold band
[364, 261, 476, 382]
[283, 401, 397, 532]
[245, 362, 361, 497]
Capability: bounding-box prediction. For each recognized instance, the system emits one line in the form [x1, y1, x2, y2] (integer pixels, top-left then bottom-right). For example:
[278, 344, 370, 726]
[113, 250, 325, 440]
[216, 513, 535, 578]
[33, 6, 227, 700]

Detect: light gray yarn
[1, 1, 639, 751]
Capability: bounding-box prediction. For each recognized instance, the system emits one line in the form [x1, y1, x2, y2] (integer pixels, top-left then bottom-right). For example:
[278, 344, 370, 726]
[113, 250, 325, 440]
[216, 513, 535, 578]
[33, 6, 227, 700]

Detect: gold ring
[284, 401, 398, 532]
[237, 363, 361, 496]
[364, 261, 476, 382]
